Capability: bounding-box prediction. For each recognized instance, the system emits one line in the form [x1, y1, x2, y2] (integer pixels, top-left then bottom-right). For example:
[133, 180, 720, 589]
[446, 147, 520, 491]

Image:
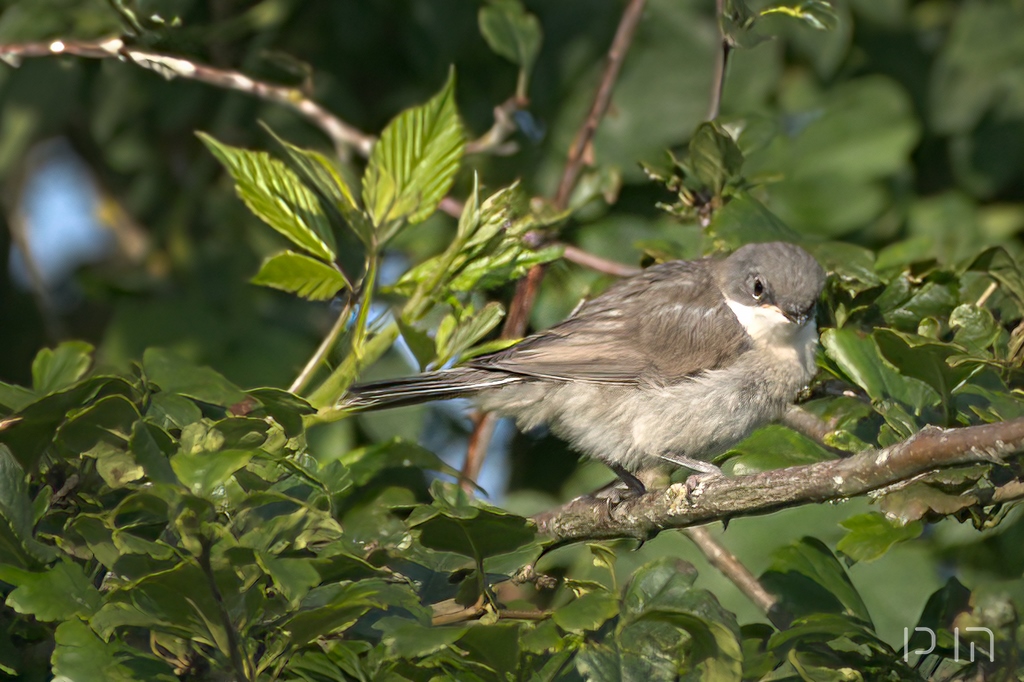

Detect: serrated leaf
[362, 70, 465, 234]
[198, 132, 336, 261]
[837, 512, 922, 563]
[374, 616, 469, 658]
[434, 302, 505, 367]
[31, 341, 93, 395]
[479, 0, 542, 73]
[251, 250, 350, 300]
[170, 448, 254, 498]
[262, 123, 374, 248]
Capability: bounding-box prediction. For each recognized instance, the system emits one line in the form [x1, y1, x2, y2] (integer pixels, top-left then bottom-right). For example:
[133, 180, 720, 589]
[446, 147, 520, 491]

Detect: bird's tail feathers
[340, 368, 519, 412]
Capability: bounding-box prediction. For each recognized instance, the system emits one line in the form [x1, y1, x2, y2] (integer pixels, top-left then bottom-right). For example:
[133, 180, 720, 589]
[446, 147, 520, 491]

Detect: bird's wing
[470, 260, 752, 385]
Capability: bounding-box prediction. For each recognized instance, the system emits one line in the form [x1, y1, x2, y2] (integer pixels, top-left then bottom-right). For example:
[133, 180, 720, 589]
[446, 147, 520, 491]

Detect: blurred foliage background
[3, 0, 1024, 680]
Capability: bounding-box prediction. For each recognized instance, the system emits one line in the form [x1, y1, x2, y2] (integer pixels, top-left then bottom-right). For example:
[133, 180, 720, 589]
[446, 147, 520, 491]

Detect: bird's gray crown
[716, 242, 826, 323]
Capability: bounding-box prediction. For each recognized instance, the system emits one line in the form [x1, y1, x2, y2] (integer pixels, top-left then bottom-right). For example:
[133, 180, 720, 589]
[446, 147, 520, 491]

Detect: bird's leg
[610, 463, 647, 496]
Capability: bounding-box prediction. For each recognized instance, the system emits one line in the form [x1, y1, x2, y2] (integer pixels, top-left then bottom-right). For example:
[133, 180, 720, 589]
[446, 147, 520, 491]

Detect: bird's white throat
[725, 298, 808, 345]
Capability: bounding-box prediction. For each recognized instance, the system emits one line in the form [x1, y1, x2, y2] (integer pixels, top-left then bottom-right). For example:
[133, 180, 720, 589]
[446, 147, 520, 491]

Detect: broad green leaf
[721, 425, 835, 475]
[820, 328, 940, 414]
[52, 620, 177, 682]
[248, 387, 315, 438]
[552, 590, 619, 634]
[0, 446, 58, 568]
[31, 341, 93, 395]
[413, 505, 535, 562]
[707, 193, 799, 249]
[143, 348, 247, 407]
[374, 616, 469, 658]
[762, 537, 872, 624]
[198, 132, 336, 261]
[129, 420, 178, 485]
[837, 512, 923, 563]
[340, 439, 463, 486]
[251, 250, 350, 300]
[170, 448, 254, 498]
[362, 70, 465, 234]
[56, 394, 139, 456]
[0, 380, 35, 412]
[965, 247, 1024, 307]
[688, 121, 744, 195]
[0, 559, 101, 621]
[479, 0, 542, 73]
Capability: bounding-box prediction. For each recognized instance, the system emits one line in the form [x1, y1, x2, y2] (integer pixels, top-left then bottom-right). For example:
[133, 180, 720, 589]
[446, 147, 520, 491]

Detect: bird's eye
[752, 278, 764, 300]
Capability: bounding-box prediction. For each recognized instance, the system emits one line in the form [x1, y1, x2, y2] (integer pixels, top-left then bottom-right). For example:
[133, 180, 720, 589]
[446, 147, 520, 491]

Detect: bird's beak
[780, 304, 815, 326]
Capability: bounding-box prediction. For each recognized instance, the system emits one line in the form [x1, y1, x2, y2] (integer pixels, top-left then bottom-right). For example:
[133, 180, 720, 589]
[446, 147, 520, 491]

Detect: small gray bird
[344, 242, 826, 494]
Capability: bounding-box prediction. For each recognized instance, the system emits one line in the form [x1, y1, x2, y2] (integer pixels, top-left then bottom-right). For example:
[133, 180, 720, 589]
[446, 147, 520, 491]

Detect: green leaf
[31, 341, 93, 395]
[0, 559, 101, 621]
[837, 512, 923, 563]
[248, 387, 314, 438]
[198, 132, 336, 261]
[721, 425, 835, 475]
[412, 501, 535, 562]
[143, 348, 247, 407]
[170, 448, 254, 498]
[374, 616, 469, 658]
[0, 379, 35, 412]
[762, 537, 872, 624]
[821, 328, 940, 414]
[435, 302, 505, 367]
[965, 246, 1024, 306]
[262, 123, 374, 247]
[340, 439, 463, 487]
[552, 590, 619, 633]
[129, 420, 179, 485]
[688, 122, 744, 195]
[0, 445, 58, 568]
[707, 193, 799, 249]
[52, 620, 177, 682]
[761, 0, 838, 31]
[479, 0, 542, 73]
[362, 70, 465, 234]
[251, 250, 350, 300]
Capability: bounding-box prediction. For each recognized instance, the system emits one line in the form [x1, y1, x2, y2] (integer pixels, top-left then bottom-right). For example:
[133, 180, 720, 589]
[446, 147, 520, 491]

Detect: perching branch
[0, 37, 377, 158]
[532, 418, 1024, 545]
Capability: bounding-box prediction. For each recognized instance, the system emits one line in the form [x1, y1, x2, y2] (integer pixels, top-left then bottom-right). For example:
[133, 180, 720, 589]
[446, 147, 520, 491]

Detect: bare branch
[465, 97, 523, 156]
[533, 418, 1024, 545]
[706, 0, 732, 121]
[560, 243, 641, 277]
[554, 0, 647, 209]
[683, 527, 789, 627]
[0, 38, 375, 157]
[463, 0, 648, 485]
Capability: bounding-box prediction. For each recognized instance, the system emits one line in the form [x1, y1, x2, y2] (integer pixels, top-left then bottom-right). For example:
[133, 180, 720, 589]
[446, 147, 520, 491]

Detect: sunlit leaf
[251, 250, 350, 300]
[362, 70, 465, 235]
[198, 132, 336, 261]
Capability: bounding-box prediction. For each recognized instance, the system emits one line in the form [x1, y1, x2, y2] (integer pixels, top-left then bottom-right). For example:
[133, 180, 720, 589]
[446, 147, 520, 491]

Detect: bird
[342, 241, 827, 495]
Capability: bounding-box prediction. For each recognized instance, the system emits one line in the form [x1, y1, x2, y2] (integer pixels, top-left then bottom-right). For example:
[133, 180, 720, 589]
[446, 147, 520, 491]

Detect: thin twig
[683, 527, 789, 628]
[288, 295, 352, 394]
[975, 281, 998, 308]
[560, 243, 641, 277]
[533, 419, 1024, 545]
[197, 537, 252, 682]
[706, 0, 732, 121]
[0, 38, 375, 157]
[554, 0, 648, 209]
[461, 0, 648, 488]
[465, 97, 523, 155]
